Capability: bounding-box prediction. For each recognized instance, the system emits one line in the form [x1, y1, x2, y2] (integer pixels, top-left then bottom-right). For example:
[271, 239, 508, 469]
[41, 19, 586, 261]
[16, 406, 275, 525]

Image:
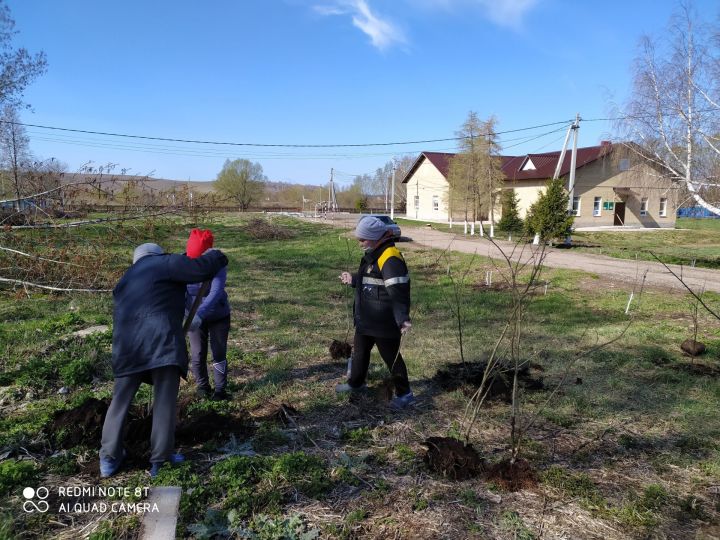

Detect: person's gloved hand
[400, 321, 412, 335]
[339, 272, 352, 285]
[189, 314, 203, 331]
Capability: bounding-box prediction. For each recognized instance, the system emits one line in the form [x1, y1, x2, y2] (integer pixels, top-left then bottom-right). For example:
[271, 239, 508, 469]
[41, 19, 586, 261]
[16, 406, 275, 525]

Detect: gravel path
[306, 214, 720, 294]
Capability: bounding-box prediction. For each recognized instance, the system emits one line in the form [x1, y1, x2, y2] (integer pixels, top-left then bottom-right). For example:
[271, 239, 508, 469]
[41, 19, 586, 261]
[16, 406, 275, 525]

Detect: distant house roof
[401, 143, 614, 184]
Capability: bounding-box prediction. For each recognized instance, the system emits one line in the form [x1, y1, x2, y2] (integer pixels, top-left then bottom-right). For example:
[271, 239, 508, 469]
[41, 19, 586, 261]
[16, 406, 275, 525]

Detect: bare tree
[0, 105, 30, 210]
[0, 0, 46, 108]
[447, 113, 504, 223]
[393, 154, 414, 212]
[617, 1, 720, 215]
[372, 161, 393, 212]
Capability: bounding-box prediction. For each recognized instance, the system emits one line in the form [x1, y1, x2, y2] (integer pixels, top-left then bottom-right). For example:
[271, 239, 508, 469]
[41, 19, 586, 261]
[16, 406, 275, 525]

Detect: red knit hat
[186, 228, 214, 258]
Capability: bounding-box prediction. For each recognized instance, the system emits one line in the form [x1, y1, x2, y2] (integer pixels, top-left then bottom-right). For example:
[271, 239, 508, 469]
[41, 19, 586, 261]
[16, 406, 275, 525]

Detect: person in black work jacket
[99, 242, 228, 478]
[337, 216, 415, 409]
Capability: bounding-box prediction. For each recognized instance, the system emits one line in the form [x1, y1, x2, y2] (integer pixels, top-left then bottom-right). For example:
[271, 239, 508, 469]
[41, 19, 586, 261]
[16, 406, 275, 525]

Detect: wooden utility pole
[390, 159, 396, 220]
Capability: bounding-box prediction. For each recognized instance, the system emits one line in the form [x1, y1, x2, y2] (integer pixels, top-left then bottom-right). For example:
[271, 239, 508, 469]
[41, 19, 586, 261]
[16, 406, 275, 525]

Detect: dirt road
[305, 213, 720, 294]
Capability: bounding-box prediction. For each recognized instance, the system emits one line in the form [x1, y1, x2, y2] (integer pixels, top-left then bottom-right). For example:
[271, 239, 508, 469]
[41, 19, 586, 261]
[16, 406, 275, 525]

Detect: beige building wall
[405, 149, 678, 228]
[508, 181, 547, 219]
[404, 159, 450, 221]
[570, 153, 678, 228]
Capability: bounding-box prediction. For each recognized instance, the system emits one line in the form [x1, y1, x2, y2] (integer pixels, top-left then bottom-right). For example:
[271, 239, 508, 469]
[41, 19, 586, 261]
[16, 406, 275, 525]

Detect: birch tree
[618, 1, 720, 215]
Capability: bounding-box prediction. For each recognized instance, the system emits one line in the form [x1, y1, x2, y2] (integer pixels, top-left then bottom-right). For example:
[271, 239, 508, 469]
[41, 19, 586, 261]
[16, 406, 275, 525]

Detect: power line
[8, 118, 576, 148]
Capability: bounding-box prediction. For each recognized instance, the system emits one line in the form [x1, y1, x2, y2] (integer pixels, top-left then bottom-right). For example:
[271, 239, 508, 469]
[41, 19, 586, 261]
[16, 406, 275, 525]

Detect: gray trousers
[189, 315, 230, 391]
[100, 365, 180, 464]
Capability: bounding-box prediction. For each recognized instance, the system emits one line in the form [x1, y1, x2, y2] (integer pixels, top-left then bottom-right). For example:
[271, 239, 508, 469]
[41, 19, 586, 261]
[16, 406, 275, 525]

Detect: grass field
[1, 214, 720, 539]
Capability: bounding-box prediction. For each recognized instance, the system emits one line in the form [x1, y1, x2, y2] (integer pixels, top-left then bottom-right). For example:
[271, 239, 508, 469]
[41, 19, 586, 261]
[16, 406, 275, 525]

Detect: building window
[593, 197, 602, 217]
[572, 196, 581, 216]
[414, 196, 419, 210]
[659, 197, 667, 217]
[432, 195, 439, 211]
[619, 158, 630, 171]
[640, 197, 648, 216]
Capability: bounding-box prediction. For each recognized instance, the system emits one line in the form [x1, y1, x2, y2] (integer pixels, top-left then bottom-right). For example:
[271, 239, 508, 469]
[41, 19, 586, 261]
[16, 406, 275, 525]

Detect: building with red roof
[401, 142, 678, 228]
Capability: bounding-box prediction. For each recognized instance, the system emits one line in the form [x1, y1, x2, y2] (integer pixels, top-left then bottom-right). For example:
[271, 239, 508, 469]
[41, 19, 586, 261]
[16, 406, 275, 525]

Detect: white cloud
[313, 1, 406, 51]
[476, 0, 539, 27]
[407, 0, 540, 29]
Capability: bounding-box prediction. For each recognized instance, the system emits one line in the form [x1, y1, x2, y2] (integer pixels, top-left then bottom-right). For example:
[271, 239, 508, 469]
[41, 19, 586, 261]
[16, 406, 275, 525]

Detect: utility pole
[534, 114, 580, 246]
[390, 158, 396, 220]
[566, 113, 580, 214]
[328, 168, 338, 212]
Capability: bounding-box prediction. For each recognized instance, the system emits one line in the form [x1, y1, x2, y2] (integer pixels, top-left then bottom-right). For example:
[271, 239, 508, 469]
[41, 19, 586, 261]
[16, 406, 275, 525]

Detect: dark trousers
[348, 332, 411, 397]
[189, 315, 230, 391]
[100, 365, 180, 464]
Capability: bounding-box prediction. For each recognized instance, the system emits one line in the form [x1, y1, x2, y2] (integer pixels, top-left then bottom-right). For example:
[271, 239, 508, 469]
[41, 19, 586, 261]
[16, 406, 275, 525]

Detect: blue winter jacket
[111, 250, 228, 378]
[185, 266, 230, 322]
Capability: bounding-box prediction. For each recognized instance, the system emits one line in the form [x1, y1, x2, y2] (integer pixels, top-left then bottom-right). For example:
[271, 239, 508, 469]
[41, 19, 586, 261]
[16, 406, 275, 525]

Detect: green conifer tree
[497, 189, 524, 234]
[524, 178, 574, 242]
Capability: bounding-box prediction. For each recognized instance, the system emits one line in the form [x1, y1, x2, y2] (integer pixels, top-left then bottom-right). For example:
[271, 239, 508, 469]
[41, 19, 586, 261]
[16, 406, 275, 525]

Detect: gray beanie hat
[355, 216, 388, 241]
[133, 243, 164, 264]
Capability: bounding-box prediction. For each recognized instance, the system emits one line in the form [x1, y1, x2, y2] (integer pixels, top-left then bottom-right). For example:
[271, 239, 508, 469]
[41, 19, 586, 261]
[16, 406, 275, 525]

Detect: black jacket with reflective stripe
[350, 239, 410, 338]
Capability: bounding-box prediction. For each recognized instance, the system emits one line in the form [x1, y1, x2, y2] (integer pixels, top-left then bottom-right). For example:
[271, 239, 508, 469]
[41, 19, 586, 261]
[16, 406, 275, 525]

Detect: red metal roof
[401, 143, 613, 183]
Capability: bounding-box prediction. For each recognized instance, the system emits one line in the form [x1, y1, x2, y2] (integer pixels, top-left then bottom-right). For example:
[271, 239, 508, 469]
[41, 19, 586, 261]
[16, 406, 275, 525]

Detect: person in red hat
[185, 228, 232, 400]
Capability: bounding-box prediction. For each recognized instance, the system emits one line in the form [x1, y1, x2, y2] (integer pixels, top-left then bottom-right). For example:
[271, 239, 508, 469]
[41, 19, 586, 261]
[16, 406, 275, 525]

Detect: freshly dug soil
[423, 436, 483, 480]
[329, 339, 352, 360]
[433, 361, 544, 402]
[272, 403, 299, 426]
[175, 409, 254, 444]
[48, 398, 108, 448]
[485, 458, 537, 492]
[50, 396, 254, 450]
[681, 339, 706, 357]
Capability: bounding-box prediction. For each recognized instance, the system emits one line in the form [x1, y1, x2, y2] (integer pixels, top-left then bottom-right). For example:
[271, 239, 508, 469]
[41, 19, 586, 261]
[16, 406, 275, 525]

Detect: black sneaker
[197, 385, 212, 399]
[211, 389, 230, 401]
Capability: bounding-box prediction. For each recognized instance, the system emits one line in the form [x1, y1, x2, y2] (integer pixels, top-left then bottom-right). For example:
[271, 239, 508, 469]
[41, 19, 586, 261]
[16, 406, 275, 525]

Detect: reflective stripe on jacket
[351, 239, 410, 338]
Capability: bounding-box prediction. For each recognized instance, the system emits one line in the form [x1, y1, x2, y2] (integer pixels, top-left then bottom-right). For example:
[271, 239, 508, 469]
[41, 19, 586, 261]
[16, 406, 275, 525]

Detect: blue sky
[10, 0, 720, 186]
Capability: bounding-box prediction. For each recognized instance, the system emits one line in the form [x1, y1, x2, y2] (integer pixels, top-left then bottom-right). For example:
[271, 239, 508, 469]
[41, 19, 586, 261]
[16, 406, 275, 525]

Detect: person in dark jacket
[337, 216, 415, 409]
[99, 242, 228, 478]
[184, 228, 231, 401]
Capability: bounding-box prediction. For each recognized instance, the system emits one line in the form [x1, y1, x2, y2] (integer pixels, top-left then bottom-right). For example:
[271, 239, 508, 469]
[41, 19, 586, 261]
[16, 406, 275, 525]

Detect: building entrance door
[613, 202, 626, 226]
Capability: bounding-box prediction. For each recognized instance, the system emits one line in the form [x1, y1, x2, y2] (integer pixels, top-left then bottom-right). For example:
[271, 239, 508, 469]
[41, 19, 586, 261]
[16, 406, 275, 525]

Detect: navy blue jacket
[111, 250, 228, 378]
[351, 239, 411, 338]
[185, 266, 230, 322]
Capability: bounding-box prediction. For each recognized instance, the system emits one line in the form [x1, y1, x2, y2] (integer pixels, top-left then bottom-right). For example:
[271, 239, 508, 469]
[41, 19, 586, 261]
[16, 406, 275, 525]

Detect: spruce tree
[497, 189, 524, 234]
[524, 178, 574, 242]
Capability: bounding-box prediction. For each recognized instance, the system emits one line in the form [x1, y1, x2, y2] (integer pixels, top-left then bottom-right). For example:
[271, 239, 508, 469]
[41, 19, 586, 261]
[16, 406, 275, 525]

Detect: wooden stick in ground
[183, 280, 211, 334]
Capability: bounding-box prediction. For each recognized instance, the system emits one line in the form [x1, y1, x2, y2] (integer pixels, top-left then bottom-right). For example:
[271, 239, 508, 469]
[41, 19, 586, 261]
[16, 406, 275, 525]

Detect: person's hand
[189, 314, 203, 331]
[339, 272, 352, 285]
[400, 321, 412, 335]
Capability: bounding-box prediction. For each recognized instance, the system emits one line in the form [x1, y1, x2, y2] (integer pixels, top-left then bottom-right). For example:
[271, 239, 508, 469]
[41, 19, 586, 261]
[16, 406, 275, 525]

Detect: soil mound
[485, 458, 537, 492]
[51, 396, 254, 450]
[423, 436, 483, 480]
[175, 409, 254, 444]
[329, 339, 352, 360]
[433, 361, 544, 401]
[48, 398, 108, 448]
[681, 339, 706, 357]
[242, 218, 296, 240]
